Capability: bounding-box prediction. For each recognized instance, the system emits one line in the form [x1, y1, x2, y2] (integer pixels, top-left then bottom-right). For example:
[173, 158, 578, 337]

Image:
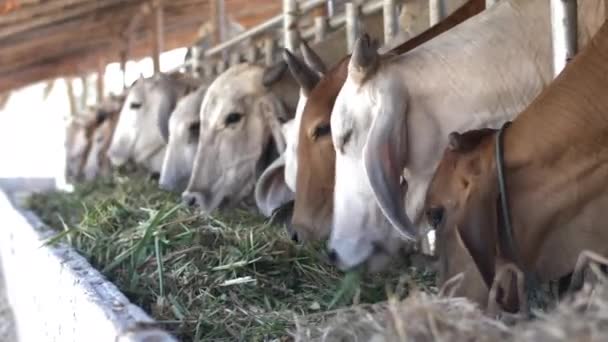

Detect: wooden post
[152, 0, 164, 74]
[97, 60, 105, 103]
[80, 75, 88, 110]
[65, 78, 77, 117]
[245, 45, 257, 63]
[346, 2, 360, 53]
[203, 62, 214, 78]
[216, 59, 227, 74]
[551, 0, 577, 76]
[383, 0, 398, 44]
[283, 0, 299, 52]
[120, 50, 127, 91]
[229, 51, 241, 66]
[0, 92, 9, 111]
[191, 46, 202, 77]
[429, 0, 445, 26]
[314, 16, 328, 43]
[264, 37, 275, 66]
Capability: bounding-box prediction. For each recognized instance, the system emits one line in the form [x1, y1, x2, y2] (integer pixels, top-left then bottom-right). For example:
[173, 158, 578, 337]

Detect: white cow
[107, 74, 192, 175]
[329, 0, 606, 272]
[182, 62, 297, 213]
[82, 95, 125, 181]
[158, 85, 207, 192]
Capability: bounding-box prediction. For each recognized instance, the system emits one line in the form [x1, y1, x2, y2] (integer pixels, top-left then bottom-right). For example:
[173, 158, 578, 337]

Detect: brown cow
[424, 20, 608, 312]
[285, 0, 486, 242]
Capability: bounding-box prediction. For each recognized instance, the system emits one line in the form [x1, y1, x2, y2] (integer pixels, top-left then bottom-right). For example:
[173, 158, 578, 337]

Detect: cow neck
[495, 121, 551, 313]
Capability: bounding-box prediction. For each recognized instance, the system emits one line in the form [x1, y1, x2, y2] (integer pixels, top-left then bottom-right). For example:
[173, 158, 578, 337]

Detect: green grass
[26, 170, 436, 341]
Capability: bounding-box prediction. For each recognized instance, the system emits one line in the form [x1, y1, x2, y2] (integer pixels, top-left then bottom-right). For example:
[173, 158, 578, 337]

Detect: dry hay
[296, 271, 608, 342]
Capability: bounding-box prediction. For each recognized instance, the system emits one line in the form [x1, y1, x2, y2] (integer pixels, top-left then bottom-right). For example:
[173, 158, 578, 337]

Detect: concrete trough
[0, 189, 176, 342]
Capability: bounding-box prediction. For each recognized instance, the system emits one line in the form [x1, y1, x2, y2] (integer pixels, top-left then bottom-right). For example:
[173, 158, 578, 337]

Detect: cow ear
[362, 91, 416, 240]
[255, 154, 295, 217]
[262, 61, 288, 88]
[456, 171, 499, 290]
[300, 39, 326, 76]
[283, 49, 320, 95]
[349, 32, 379, 84]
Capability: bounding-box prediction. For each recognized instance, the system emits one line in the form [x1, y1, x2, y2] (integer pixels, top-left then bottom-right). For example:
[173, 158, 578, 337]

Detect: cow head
[286, 49, 347, 242]
[425, 128, 499, 305]
[159, 85, 207, 192]
[64, 114, 92, 181]
[182, 63, 288, 213]
[255, 41, 334, 240]
[83, 97, 124, 181]
[328, 34, 418, 272]
[108, 74, 181, 174]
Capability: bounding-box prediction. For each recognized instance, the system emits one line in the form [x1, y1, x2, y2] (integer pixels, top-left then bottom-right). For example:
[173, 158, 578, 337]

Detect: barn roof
[0, 0, 281, 93]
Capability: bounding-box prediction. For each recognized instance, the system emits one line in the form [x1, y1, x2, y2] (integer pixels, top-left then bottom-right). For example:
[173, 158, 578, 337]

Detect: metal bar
[204, 0, 331, 57]
[264, 36, 275, 66]
[314, 16, 329, 43]
[152, 1, 164, 74]
[383, 0, 398, 44]
[283, 0, 299, 52]
[551, 0, 577, 76]
[97, 59, 105, 102]
[346, 2, 360, 52]
[429, 0, 446, 26]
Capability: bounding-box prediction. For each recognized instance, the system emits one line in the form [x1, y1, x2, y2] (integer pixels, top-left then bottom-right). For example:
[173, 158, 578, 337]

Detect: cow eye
[188, 121, 200, 140]
[225, 112, 243, 126]
[312, 123, 331, 140]
[130, 102, 142, 109]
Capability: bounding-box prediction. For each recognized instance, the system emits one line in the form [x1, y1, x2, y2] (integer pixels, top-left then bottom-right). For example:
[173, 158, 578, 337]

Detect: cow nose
[182, 192, 200, 208]
[327, 248, 339, 265]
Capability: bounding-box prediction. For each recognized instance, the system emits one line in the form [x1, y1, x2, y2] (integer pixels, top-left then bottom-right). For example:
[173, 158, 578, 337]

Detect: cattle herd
[65, 0, 608, 316]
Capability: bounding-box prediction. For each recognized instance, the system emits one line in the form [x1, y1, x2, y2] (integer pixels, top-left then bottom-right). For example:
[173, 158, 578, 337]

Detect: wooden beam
[97, 59, 105, 102]
[65, 78, 78, 116]
[0, 0, 94, 26]
[120, 50, 128, 91]
[0, 0, 128, 40]
[0, 24, 199, 92]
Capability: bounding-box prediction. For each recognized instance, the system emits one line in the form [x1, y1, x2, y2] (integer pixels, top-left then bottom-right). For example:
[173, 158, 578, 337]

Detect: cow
[64, 110, 96, 181]
[158, 85, 208, 192]
[107, 73, 195, 176]
[259, 0, 486, 243]
[424, 20, 608, 312]
[328, 0, 605, 274]
[182, 62, 298, 213]
[82, 95, 125, 181]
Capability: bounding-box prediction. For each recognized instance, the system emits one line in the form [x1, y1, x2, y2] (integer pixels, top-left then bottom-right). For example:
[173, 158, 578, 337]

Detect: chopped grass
[25, 170, 436, 341]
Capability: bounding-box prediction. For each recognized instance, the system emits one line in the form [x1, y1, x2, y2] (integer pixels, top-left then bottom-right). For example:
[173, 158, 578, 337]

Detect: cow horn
[262, 61, 288, 88]
[349, 32, 379, 83]
[282, 48, 320, 95]
[300, 40, 326, 75]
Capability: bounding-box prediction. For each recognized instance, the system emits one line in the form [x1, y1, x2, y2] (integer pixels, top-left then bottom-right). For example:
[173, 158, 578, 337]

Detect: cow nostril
[149, 172, 160, 181]
[327, 249, 339, 264]
[426, 206, 445, 228]
[291, 232, 299, 243]
[182, 193, 198, 207]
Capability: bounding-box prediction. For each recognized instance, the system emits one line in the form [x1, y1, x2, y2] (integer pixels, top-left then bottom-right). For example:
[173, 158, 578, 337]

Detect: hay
[296, 271, 608, 342]
[25, 170, 436, 341]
